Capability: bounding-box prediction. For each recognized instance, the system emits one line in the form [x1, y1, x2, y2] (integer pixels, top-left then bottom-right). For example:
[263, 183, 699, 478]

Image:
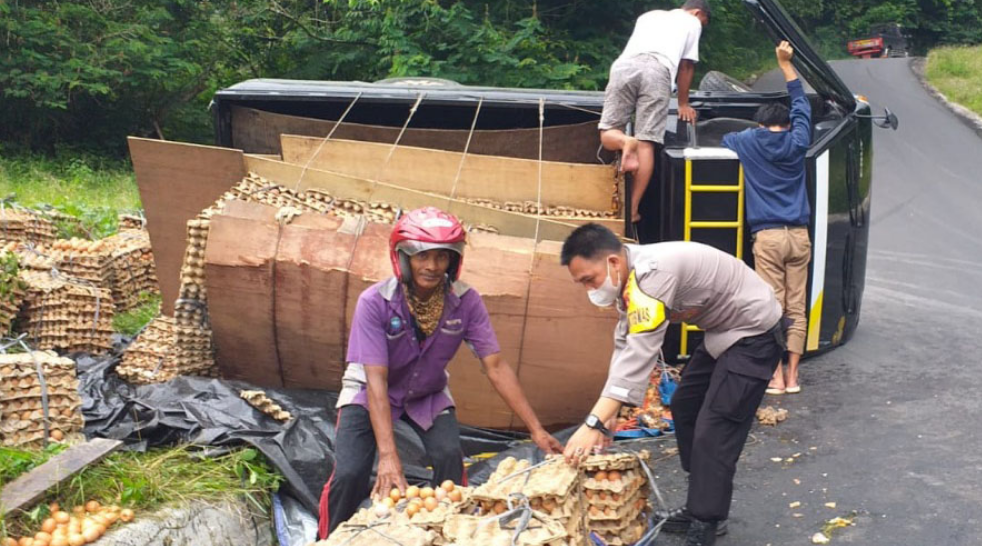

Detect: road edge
[910, 56, 982, 140]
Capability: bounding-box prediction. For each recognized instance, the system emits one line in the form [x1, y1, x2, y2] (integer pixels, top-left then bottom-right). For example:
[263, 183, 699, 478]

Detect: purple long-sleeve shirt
[336, 277, 501, 430]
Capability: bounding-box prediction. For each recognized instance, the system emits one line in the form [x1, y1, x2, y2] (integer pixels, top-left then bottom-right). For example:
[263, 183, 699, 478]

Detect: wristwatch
[584, 414, 613, 437]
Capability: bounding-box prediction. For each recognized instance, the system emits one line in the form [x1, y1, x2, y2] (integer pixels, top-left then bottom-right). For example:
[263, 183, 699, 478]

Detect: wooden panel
[274, 214, 360, 389]
[280, 136, 617, 211]
[231, 106, 607, 164]
[445, 232, 535, 429]
[128, 137, 246, 315]
[518, 240, 618, 428]
[243, 155, 584, 242]
[0, 439, 122, 516]
[205, 202, 282, 386]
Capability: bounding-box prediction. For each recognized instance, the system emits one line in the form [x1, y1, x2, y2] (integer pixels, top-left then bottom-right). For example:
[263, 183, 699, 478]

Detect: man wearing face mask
[560, 223, 786, 546]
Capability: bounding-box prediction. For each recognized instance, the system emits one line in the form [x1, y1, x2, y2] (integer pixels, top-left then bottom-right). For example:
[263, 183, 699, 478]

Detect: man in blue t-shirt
[722, 41, 811, 395]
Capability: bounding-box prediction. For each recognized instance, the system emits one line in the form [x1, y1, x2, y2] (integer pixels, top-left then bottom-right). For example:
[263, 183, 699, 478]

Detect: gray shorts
[598, 54, 672, 143]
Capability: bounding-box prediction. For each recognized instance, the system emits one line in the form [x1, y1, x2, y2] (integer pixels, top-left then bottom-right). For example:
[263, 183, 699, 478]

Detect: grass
[0, 444, 283, 538]
[112, 292, 162, 336]
[926, 45, 982, 117]
[0, 151, 141, 240]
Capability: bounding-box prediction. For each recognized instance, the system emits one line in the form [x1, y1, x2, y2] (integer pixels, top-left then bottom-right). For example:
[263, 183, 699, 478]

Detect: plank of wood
[279, 136, 618, 211]
[0, 439, 123, 516]
[231, 106, 608, 163]
[128, 137, 247, 315]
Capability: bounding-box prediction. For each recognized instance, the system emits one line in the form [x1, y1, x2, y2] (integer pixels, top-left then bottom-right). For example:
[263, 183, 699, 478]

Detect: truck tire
[699, 71, 752, 93]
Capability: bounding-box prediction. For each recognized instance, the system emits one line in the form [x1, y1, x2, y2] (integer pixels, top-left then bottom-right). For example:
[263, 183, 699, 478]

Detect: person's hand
[531, 428, 564, 455]
[563, 425, 606, 465]
[371, 453, 408, 500]
[776, 40, 794, 66]
[678, 104, 698, 124]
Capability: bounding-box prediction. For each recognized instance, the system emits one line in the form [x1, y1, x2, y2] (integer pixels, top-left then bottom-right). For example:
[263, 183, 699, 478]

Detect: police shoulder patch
[625, 270, 667, 335]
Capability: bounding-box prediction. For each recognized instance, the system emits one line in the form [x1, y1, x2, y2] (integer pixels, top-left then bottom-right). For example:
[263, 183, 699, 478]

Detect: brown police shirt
[602, 241, 783, 406]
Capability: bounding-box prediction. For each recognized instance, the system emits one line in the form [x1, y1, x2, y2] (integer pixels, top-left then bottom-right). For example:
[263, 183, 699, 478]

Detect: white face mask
[587, 257, 621, 307]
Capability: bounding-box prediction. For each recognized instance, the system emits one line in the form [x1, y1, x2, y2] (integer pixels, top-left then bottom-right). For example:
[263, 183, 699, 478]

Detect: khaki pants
[752, 227, 811, 355]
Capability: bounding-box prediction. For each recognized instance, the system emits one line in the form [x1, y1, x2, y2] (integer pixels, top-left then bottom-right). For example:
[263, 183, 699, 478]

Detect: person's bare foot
[621, 137, 640, 173]
[631, 210, 642, 223]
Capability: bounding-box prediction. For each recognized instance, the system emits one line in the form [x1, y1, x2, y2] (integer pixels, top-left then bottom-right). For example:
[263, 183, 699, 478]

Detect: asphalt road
[652, 58, 982, 545]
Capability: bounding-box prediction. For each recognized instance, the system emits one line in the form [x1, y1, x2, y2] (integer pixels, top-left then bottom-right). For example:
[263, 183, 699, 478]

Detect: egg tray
[471, 457, 579, 501]
[443, 513, 568, 546]
[1, 412, 83, 433]
[118, 215, 145, 231]
[584, 495, 646, 525]
[581, 451, 649, 472]
[582, 469, 647, 495]
[590, 521, 647, 546]
[463, 198, 617, 220]
[0, 209, 57, 244]
[583, 486, 647, 510]
[240, 390, 293, 422]
[316, 521, 439, 546]
[2, 397, 81, 415]
[2, 429, 84, 448]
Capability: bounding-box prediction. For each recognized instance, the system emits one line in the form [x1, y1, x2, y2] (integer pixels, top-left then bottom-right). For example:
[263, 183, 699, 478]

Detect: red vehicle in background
[848, 23, 909, 59]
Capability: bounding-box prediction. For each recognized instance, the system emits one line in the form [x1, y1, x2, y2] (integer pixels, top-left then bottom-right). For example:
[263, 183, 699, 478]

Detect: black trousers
[319, 405, 465, 537]
[670, 326, 784, 521]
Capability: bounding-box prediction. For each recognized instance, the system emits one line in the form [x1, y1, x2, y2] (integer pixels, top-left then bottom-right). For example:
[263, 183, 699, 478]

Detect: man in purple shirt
[318, 207, 563, 538]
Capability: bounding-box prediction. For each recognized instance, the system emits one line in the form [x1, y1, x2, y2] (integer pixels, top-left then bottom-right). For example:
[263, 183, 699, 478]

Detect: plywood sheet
[204, 201, 282, 386]
[517, 240, 618, 426]
[128, 137, 246, 315]
[274, 214, 360, 389]
[231, 106, 606, 163]
[280, 136, 616, 211]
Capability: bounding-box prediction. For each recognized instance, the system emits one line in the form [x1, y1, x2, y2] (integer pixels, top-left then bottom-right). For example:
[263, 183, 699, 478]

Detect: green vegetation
[926, 46, 982, 117]
[113, 292, 163, 336]
[0, 153, 140, 239]
[0, 445, 283, 538]
[5, 0, 982, 155]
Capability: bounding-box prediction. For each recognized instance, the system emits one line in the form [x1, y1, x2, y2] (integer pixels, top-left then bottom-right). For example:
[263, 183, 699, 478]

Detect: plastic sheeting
[76, 352, 527, 517]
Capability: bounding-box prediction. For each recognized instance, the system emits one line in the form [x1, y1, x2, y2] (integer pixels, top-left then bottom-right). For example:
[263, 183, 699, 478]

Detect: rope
[294, 93, 363, 191]
[449, 98, 483, 200]
[373, 93, 426, 189]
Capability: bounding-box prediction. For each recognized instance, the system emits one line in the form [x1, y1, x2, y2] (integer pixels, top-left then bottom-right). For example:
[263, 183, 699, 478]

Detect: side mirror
[874, 108, 899, 130]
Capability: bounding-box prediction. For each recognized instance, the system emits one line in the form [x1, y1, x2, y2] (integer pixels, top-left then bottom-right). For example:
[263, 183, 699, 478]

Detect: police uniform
[602, 241, 785, 522]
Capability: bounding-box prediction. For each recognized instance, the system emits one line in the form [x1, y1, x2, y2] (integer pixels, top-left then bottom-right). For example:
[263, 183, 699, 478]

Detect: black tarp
[77, 352, 526, 515]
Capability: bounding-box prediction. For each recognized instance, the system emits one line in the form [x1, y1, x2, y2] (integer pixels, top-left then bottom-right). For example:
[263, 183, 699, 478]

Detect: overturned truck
[129, 0, 879, 429]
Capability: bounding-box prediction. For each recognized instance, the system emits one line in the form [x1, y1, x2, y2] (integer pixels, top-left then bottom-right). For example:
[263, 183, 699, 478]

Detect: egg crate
[317, 521, 439, 546]
[0, 208, 57, 244]
[105, 229, 159, 312]
[583, 487, 647, 511]
[2, 429, 84, 448]
[581, 451, 649, 472]
[1, 373, 78, 393]
[590, 522, 647, 546]
[118, 214, 145, 231]
[463, 198, 618, 220]
[471, 457, 579, 501]
[584, 495, 646, 525]
[443, 513, 568, 546]
[0, 411, 83, 433]
[582, 469, 647, 496]
[2, 394, 80, 413]
[240, 390, 293, 421]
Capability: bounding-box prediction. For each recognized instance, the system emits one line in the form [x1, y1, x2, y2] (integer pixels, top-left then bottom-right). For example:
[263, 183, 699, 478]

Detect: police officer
[319, 207, 562, 538]
[560, 223, 786, 546]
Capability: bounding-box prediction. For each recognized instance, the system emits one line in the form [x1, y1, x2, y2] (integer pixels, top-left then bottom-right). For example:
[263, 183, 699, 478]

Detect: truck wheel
[698, 71, 752, 93]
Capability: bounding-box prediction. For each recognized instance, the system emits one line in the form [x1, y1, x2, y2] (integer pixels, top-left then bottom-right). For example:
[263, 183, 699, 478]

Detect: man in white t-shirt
[599, 0, 710, 224]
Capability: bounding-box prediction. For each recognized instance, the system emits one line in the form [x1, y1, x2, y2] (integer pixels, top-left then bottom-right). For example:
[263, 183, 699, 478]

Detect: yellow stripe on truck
[807, 291, 824, 351]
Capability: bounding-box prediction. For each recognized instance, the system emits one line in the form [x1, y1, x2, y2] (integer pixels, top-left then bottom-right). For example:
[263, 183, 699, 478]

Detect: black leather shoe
[657, 507, 728, 536]
[684, 518, 718, 546]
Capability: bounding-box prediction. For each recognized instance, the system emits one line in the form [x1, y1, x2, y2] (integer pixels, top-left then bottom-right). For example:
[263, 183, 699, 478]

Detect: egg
[119, 509, 134, 523]
[382, 497, 395, 509]
[584, 490, 595, 500]
[84, 501, 100, 514]
[17, 538, 33, 546]
[405, 504, 419, 517]
[405, 486, 420, 499]
[81, 528, 99, 544]
[41, 519, 57, 533]
[67, 535, 83, 546]
[423, 497, 438, 512]
[440, 480, 455, 492]
[374, 502, 390, 518]
[493, 501, 507, 515]
[71, 507, 85, 516]
[607, 471, 621, 482]
[448, 489, 462, 503]
[1, 538, 15, 546]
[594, 471, 608, 482]
[420, 487, 434, 499]
[48, 503, 60, 514]
[49, 539, 67, 546]
[434, 488, 447, 501]
[53, 512, 70, 524]
[389, 488, 402, 502]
